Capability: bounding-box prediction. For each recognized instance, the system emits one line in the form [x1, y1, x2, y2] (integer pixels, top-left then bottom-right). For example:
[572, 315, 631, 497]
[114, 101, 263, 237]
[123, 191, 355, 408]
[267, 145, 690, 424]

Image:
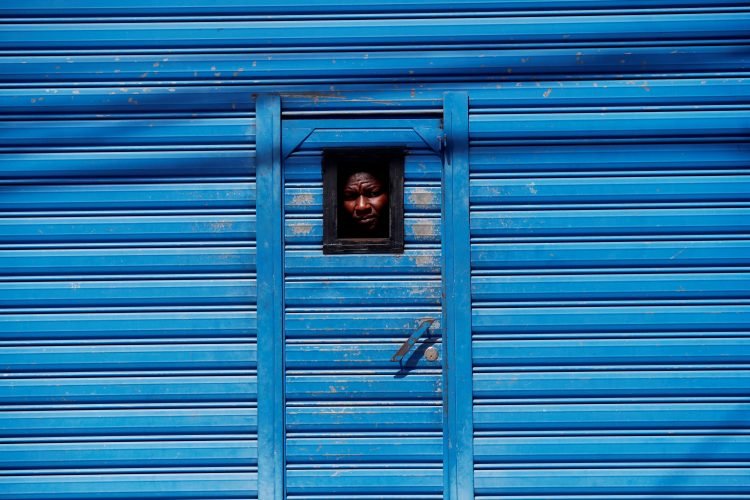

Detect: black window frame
[322, 148, 405, 254]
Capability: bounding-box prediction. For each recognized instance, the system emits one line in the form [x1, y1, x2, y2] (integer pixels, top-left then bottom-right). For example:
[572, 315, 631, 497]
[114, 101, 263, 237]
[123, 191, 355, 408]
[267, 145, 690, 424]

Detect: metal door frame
[255, 92, 474, 500]
[442, 92, 474, 500]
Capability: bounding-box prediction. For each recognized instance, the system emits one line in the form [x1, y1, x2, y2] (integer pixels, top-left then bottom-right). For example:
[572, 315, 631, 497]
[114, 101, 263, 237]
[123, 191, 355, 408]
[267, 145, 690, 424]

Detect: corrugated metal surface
[468, 85, 750, 497]
[2, 1, 749, 498]
[284, 143, 444, 498]
[1, 40, 258, 500]
[3, 3, 749, 87]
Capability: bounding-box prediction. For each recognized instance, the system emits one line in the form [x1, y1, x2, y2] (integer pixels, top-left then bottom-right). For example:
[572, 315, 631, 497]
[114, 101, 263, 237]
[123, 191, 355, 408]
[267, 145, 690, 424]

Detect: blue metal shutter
[468, 80, 750, 496]
[3, 1, 750, 498]
[0, 101, 258, 497]
[283, 128, 445, 498]
[3, 3, 748, 87]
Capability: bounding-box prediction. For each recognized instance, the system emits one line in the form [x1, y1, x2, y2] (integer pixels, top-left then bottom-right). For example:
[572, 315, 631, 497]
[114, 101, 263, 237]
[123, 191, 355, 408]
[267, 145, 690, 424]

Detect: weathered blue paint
[255, 94, 285, 500]
[4, 0, 750, 16]
[442, 92, 475, 499]
[282, 118, 443, 157]
[3, 2, 750, 499]
[280, 115, 446, 497]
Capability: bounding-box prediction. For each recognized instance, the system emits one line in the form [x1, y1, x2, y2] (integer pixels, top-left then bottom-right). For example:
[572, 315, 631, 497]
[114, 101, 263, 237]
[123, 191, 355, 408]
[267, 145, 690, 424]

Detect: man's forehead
[345, 171, 382, 185]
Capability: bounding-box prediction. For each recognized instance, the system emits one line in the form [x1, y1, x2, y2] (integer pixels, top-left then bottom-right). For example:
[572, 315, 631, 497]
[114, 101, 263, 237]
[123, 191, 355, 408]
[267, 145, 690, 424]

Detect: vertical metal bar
[442, 91, 475, 500]
[256, 94, 285, 500]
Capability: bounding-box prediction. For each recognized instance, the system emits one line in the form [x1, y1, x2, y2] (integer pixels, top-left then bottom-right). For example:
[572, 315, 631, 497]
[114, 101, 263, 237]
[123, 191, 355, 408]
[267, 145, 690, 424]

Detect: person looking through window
[339, 169, 389, 238]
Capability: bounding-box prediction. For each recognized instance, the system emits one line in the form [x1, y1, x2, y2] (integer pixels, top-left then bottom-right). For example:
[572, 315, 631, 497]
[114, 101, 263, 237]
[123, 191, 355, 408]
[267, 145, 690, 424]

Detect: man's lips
[355, 216, 376, 225]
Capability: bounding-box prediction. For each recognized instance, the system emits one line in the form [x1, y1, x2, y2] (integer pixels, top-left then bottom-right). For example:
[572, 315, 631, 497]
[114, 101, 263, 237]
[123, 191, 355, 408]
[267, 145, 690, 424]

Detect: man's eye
[367, 190, 382, 197]
[343, 192, 357, 200]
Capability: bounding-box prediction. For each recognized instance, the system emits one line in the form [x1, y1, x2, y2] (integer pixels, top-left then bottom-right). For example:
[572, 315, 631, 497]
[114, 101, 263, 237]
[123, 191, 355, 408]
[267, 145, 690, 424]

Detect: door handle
[391, 318, 435, 362]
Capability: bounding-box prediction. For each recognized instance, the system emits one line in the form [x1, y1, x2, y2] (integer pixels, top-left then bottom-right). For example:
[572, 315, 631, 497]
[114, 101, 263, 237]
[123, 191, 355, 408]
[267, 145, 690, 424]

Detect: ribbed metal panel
[4, 46, 747, 86]
[6, 14, 749, 51]
[284, 149, 443, 499]
[469, 84, 750, 497]
[6, 0, 750, 16]
[1, 25, 258, 494]
[3, 1, 749, 498]
[3, 4, 748, 86]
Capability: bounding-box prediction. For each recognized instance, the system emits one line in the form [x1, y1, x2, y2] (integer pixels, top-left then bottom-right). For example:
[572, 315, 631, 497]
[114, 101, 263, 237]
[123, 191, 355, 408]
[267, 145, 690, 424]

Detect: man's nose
[355, 195, 369, 210]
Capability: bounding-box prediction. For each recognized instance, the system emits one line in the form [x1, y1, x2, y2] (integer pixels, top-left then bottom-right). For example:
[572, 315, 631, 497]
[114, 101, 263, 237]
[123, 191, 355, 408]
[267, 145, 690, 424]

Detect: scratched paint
[408, 188, 439, 209]
[290, 222, 314, 235]
[414, 254, 437, 267]
[290, 193, 314, 206]
[8, 6, 748, 500]
[411, 219, 438, 239]
[279, 113, 445, 490]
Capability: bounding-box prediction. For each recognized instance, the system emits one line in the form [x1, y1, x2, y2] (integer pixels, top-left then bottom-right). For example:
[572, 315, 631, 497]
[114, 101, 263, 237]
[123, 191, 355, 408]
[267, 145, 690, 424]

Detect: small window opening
[323, 149, 404, 254]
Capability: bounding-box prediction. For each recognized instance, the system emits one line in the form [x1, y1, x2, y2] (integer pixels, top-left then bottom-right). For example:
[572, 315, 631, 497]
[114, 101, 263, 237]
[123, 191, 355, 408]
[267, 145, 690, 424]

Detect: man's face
[342, 171, 388, 233]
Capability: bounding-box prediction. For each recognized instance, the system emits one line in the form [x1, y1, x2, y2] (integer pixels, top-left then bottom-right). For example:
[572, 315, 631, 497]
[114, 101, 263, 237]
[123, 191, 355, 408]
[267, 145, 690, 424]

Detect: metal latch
[391, 318, 435, 363]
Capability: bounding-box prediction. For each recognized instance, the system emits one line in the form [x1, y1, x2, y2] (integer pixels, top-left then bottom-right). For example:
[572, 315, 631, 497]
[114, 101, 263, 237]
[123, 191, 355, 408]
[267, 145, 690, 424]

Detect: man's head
[341, 170, 389, 235]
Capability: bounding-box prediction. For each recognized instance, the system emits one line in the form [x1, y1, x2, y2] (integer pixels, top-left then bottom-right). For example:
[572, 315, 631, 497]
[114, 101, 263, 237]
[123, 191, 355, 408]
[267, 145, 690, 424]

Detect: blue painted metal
[5, 0, 750, 16]
[6, 0, 750, 17]
[282, 118, 443, 157]
[1, 214, 255, 244]
[5, 13, 750, 50]
[281, 114, 446, 498]
[5, 78, 750, 115]
[442, 92, 475, 499]
[0, 279, 256, 308]
[255, 94, 285, 500]
[473, 468, 750, 496]
[0, 474, 258, 500]
[5, 46, 747, 85]
[470, 110, 750, 141]
[3, 2, 750, 499]
[0, 119, 256, 149]
[0, 151, 255, 179]
[0, 10, 260, 495]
